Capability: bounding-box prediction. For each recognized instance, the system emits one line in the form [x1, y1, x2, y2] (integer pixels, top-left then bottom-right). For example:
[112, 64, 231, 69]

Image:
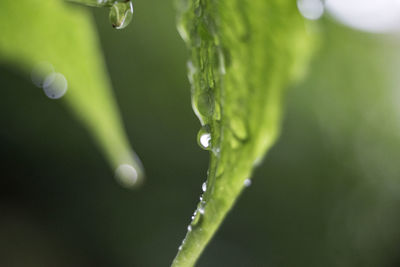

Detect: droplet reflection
[199, 134, 211, 148]
[197, 126, 212, 150]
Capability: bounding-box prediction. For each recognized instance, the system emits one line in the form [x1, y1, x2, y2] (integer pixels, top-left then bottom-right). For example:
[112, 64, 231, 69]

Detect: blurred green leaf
[0, 0, 143, 186]
[172, 0, 313, 266]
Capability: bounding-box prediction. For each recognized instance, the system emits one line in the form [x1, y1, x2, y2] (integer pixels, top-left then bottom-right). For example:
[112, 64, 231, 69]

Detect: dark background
[1, 1, 400, 266]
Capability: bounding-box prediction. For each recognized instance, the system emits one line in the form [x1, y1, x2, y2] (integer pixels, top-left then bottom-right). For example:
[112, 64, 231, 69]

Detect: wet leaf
[0, 0, 143, 186]
[172, 0, 314, 265]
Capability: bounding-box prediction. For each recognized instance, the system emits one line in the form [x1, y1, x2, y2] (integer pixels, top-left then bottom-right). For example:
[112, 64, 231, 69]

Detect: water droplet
[115, 164, 138, 187]
[42, 73, 68, 99]
[187, 225, 192, 231]
[198, 206, 205, 215]
[202, 181, 207, 192]
[178, 245, 182, 251]
[109, 1, 133, 29]
[191, 208, 198, 220]
[244, 179, 252, 187]
[194, 90, 215, 118]
[198, 199, 206, 215]
[197, 126, 212, 150]
[297, 0, 324, 20]
[191, 209, 201, 225]
[31, 62, 54, 88]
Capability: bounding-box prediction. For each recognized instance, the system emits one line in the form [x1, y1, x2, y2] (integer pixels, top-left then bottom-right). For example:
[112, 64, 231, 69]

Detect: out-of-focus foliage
[0, 0, 142, 184]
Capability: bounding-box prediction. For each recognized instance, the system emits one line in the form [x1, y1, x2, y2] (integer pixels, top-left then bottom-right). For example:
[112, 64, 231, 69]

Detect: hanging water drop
[115, 164, 139, 187]
[197, 126, 212, 150]
[187, 225, 192, 232]
[109, 1, 134, 29]
[67, 0, 134, 29]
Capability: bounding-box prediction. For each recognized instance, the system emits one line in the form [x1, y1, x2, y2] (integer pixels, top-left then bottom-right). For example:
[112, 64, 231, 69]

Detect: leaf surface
[172, 0, 313, 265]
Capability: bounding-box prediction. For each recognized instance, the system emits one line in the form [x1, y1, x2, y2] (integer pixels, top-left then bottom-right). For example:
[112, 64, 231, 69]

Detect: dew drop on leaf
[191, 209, 201, 225]
[193, 90, 215, 119]
[191, 210, 197, 221]
[198, 199, 206, 215]
[109, 1, 133, 30]
[197, 126, 212, 150]
[198, 206, 205, 215]
[202, 181, 207, 192]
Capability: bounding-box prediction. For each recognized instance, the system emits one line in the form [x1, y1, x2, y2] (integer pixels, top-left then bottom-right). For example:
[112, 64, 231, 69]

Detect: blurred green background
[1, 1, 400, 266]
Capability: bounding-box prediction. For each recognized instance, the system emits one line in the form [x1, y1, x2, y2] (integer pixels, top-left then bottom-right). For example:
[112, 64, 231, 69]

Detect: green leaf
[172, 0, 314, 266]
[0, 0, 143, 186]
